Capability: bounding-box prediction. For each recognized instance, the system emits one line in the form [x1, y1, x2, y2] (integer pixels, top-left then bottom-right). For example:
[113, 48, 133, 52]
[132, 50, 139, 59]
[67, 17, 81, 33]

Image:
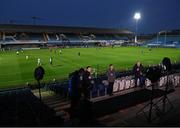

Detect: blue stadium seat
[146, 35, 180, 48]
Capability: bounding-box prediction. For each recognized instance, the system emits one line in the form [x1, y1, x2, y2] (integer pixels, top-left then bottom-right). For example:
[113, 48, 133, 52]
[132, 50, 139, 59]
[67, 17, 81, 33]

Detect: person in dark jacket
[69, 70, 80, 111]
[82, 66, 93, 99]
[107, 64, 116, 96]
[133, 61, 145, 87]
[75, 94, 94, 126]
[69, 68, 85, 118]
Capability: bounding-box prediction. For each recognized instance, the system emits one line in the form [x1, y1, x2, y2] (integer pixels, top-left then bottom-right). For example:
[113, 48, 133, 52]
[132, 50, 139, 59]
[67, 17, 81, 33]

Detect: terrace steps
[32, 90, 70, 119]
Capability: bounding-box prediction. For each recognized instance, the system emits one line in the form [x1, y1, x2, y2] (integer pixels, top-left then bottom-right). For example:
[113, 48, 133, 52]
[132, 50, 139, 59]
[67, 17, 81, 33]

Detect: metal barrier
[45, 72, 180, 100]
[90, 73, 180, 99]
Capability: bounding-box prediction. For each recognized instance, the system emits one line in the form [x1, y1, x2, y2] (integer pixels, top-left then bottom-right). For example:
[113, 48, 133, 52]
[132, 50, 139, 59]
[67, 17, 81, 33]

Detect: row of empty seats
[146, 35, 180, 48]
[1, 33, 45, 44]
[0, 32, 129, 45]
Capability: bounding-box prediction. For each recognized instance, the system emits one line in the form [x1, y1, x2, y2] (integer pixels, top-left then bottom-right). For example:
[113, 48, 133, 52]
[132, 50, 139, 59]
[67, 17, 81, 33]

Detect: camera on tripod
[162, 57, 172, 72]
[136, 57, 174, 123]
[146, 66, 162, 84]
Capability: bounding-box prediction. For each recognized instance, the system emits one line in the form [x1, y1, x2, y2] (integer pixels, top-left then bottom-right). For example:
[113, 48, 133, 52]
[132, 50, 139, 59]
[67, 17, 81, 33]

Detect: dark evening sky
[1, 0, 180, 33]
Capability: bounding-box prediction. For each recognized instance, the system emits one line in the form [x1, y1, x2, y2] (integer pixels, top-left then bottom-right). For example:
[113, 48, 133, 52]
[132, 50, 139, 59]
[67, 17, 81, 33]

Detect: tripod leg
[38, 80, 42, 101]
[162, 96, 166, 113]
[166, 96, 174, 108]
[153, 103, 163, 117]
[162, 94, 174, 113]
[148, 99, 153, 123]
[136, 102, 151, 116]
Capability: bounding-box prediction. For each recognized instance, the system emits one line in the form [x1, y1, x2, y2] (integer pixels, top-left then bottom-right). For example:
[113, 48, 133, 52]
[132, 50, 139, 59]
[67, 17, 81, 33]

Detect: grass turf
[0, 46, 180, 90]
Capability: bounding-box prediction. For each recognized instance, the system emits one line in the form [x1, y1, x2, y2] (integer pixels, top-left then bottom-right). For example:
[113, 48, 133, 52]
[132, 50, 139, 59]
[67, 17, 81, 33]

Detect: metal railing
[90, 73, 180, 99]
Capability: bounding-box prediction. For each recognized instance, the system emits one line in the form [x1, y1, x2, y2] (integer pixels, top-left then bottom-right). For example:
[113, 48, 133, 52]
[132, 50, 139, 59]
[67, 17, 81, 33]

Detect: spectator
[74, 94, 94, 126]
[82, 66, 93, 99]
[69, 70, 80, 118]
[107, 64, 116, 96]
[69, 68, 85, 119]
[133, 61, 145, 88]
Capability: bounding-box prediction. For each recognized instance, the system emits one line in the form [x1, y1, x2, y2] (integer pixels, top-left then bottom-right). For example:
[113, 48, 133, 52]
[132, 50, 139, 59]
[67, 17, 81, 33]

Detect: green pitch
[0, 46, 180, 90]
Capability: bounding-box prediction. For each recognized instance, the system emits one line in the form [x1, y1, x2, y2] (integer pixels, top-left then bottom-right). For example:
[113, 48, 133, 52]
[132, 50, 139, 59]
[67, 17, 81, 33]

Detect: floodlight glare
[134, 12, 141, 20]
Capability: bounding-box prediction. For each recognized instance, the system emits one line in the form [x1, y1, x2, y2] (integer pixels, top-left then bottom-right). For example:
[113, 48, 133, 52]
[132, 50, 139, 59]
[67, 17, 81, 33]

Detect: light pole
[164, 31, 167, 45]
[134, 12, 141, 43]
[157, 32, 159, 44]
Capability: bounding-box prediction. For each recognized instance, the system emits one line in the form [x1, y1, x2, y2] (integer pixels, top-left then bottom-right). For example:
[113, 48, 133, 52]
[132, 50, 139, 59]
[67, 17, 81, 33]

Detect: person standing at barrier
[133, 61, 145, 88]
[74, 93, 94, 125]
[83, 66, 93, 99]
[78, 68, 85, 95]
[69, 68, 85, 119]
[107, 64, 116, 96]
[70, 70, 80, 109]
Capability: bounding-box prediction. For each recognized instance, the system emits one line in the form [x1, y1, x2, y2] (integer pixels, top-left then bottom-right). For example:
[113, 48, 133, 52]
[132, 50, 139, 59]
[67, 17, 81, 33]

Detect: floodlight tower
[134, 12, 141, 43]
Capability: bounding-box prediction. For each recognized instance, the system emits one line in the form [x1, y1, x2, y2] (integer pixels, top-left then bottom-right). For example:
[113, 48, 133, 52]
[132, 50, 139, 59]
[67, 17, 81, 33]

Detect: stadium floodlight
[134, 12, 141, 20]
[134, 12, 141, 43]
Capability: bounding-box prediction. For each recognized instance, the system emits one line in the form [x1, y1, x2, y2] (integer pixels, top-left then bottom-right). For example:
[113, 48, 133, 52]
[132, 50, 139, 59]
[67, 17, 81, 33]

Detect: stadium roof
[159, 30, 180, 35]
[0, 24, 133, 35]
